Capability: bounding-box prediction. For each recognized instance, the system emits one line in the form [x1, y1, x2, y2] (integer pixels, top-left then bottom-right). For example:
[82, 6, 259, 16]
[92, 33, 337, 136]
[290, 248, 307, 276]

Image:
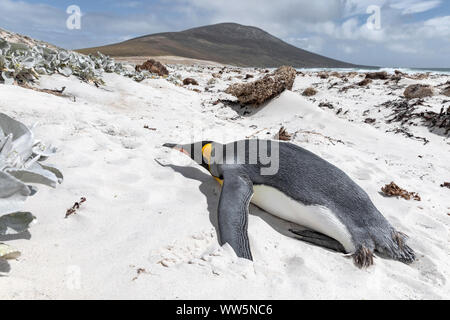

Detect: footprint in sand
[414, 256, 447, 287]
[149, 229, 218, 268]
[149, 230, 255, 278]
[121, 138, 142, 150]
[352, 167, 373, 181]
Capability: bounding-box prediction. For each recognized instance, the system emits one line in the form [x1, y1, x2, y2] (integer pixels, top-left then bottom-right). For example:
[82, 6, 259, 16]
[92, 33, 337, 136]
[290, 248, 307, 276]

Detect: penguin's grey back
[220, 140, 388, 230]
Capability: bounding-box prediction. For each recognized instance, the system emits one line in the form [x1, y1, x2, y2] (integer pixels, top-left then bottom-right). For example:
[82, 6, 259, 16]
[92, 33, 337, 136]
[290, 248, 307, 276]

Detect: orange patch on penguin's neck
[202, 143, 223, 186]
[202, 143, 212, 164]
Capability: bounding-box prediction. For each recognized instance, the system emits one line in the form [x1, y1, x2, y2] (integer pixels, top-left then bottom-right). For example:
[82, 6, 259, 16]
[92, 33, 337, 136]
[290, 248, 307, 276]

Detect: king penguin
[163, 139, 415, 268]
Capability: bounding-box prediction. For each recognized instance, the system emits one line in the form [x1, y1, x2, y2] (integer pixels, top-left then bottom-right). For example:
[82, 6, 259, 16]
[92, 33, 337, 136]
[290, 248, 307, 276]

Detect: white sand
[0, 65, 449, 299]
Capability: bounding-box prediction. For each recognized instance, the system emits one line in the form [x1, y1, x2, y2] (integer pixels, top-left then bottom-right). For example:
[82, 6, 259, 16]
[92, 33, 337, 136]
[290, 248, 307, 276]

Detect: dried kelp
[275, 127, 292, 141]
[302, 87, 317, 96]
[440, 182, 450, 189]
[65, 197, 86, 219]
[381, 182, 421, 201]
[382, 99, 450, 136]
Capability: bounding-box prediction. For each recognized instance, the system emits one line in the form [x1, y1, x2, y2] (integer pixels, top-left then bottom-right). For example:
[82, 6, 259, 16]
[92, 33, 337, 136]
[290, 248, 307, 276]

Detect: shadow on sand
[0, 259, 11, 274]
[219, 98, 275, 118]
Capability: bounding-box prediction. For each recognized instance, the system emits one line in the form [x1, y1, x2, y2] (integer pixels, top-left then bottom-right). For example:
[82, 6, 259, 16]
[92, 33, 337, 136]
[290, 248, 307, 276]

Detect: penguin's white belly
[251, 185, 355, 252]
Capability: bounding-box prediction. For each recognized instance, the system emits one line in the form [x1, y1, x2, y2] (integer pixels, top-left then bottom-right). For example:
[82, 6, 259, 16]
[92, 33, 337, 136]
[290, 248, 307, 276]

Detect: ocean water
[296, 67, 450, 75]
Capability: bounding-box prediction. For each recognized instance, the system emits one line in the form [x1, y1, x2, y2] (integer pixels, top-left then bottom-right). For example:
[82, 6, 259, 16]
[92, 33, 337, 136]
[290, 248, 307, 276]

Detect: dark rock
[357, 78, 372, 86]
[441, 86, 450, 97]
[404, 84, 433, 99]
[183, 78, 199, 86]
[330, 72, 342, 78]
[365, 71, 389, 80]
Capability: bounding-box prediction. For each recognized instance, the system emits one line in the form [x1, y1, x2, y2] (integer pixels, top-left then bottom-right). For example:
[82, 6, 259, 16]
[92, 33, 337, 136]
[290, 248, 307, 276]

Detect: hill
[77, 23, 367, 68]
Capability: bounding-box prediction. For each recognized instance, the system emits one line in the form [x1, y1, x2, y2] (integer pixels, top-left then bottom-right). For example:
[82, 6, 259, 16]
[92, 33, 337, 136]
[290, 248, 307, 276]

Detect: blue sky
[0, 0, 449, 68]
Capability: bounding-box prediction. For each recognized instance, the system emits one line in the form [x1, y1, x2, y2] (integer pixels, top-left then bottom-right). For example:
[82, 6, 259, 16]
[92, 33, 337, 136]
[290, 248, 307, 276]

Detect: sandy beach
[0, 61, 449, 299]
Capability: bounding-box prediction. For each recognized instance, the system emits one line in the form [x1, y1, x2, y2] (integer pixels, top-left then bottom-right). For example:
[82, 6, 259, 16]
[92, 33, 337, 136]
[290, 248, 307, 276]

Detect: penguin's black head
[163, 141, 213, 171]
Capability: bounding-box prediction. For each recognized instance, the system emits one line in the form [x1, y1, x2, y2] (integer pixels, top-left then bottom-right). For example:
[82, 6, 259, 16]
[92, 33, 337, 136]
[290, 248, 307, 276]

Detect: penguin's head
[163, 141, 214, 172]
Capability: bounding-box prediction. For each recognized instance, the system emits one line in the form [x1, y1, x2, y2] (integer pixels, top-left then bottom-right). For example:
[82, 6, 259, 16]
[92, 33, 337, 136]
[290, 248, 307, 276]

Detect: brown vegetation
[135, 59, 169, 76]
[302, 87, 318, 96]
[225, 66, 296, 106]
[381, 182, 421, 201]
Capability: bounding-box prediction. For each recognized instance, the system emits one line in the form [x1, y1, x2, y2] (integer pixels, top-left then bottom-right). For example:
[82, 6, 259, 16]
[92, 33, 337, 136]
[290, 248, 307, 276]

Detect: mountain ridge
[77, 23, 371, 68]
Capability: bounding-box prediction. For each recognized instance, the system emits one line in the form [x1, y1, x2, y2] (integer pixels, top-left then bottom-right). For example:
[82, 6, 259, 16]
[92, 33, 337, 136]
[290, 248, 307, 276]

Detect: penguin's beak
[162, 143, 190, 156]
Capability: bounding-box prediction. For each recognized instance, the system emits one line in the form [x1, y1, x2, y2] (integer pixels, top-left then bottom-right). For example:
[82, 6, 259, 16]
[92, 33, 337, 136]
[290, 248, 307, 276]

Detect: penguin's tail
[352, 226, 416, 268]
[373, 228, 416, 265]
[389, 230, 416, 264]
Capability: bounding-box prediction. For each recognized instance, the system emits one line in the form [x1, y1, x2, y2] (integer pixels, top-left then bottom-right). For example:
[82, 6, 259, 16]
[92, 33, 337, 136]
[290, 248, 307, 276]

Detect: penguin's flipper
[289, 229, 346, 253]
[218, 170, 253, 261]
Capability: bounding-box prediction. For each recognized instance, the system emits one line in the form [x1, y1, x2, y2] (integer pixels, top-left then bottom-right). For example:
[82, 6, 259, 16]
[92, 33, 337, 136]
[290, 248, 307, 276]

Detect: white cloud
[421, 15, 450, 37]
[287, 36, 325, 53]
[339, 44, 357, 54]
[0, 0, 64, 31]
[342, 0, 388, 17]
[390, 0, 441, 14]
[387, 43, 419, 53]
